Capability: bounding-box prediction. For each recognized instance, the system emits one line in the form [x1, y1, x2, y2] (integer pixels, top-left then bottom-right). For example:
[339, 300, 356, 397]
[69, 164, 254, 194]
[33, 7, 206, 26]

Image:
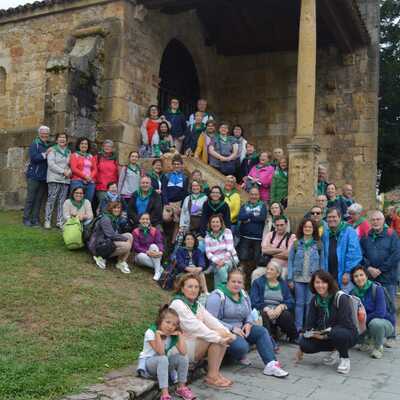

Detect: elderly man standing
[316, 165, 328, 196]
[361, 210, 400, 337]
[23, 125, 51, 227]
[321, 207, 362, 292]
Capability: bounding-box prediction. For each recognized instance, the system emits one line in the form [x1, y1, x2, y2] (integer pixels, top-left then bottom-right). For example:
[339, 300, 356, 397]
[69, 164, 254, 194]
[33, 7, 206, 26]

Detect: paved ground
[190, 342, 400, 400]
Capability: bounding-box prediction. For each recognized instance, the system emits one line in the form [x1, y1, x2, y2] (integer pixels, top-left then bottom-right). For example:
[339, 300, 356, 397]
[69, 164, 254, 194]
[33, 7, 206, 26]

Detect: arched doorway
[158, 39, 200, 116]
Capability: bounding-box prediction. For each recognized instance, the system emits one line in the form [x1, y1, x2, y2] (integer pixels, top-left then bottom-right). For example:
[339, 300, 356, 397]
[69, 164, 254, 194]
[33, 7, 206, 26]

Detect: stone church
[0, 0, 379, 218]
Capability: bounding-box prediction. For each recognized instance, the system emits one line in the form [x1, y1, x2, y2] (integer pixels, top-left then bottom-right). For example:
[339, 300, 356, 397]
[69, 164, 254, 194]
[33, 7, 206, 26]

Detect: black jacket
[200, 201, 231, 236]
[127, 191, 163, 228]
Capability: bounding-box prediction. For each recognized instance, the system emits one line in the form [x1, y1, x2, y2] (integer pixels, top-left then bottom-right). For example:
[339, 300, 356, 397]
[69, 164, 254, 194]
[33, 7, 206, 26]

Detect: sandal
[203, 376, 232, 389]
[218, 374, 233, 386]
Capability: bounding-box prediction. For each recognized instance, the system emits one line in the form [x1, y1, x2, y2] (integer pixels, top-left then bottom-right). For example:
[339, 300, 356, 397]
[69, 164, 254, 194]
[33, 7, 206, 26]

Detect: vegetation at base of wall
[379, 0, 400, 192]
[0, 212, 169, 400]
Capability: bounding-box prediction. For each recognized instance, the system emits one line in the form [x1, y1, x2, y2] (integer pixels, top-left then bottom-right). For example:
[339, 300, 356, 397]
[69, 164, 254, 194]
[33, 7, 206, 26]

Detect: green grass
[0, 212, 170, 400]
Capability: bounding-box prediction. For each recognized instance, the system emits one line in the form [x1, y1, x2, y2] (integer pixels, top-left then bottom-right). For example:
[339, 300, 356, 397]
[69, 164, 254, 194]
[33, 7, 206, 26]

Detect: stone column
[287, 0, 320, 228]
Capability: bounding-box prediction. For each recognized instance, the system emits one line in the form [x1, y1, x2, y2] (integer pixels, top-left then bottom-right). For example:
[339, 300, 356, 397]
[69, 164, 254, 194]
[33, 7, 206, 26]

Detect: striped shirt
[205, 228, 238, 265]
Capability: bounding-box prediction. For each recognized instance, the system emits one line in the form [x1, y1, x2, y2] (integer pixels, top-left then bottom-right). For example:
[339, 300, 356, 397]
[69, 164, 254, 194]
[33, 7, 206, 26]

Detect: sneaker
[384, 338, 396, 348]
[371, 346, 384, 359]
[116, 261, 131, 274]
[93, 256, 106, 270]
[337, 358, 350, 374]
[153, 268, 163, 281]
[263, 360, 289, 378]
[175, 386, 197, 400]
[238, 356, 252, 366]
[44, 221, 51, 229]
[323, 351, 339, 366]
[358, 343, 371, 352]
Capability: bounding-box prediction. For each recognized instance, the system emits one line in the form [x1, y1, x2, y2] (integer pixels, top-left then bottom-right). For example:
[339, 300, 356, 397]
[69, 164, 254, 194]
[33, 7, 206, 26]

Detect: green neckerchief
[303, 238, 315, 251]
[98, 150, 117, 161]
[217, 283, 243, 304]
[137, 187, 153, 200]
[266, 280, 281, 291]
[202, 182, 209, 193]
[191, 192, 206, 200]
[223, 188, 238, 200]
[149, 323, 178, 354]
[127, 163, 141, 174]
[70, 198, 84, 210]
[256, 161, 272, 169]
[174, 293, 199, 314]
[327, 196, 340, 208]
[208, 200, 224, 213]
[139, 224, 150, 237]
[33, 136, 50, 149]
[275, 167, 288, 178]
[272, 215, 288, 223]
[167, 108, 183, 115]
[372, 227, 387, 241]
[194, 123, 206, 135]
[244, 152, 259, 162]
[52, 144, 70, 158]
[148, 169, 162, 182]
[317, 181, 327, 195]
[207, 228, 225, 241]
[246, 200, 263, 209]
[316, 294, 333, 318]
[104, 212, 118, 229]
[329, 221, 348, 239]
[353, 216, 367, 229]
[76, 151, 90, 158]
[353, 280, 373, 299]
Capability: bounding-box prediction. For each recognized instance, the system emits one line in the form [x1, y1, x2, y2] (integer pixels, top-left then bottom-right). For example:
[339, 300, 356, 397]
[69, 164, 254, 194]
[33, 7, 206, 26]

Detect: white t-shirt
[139, 329, 175, 360]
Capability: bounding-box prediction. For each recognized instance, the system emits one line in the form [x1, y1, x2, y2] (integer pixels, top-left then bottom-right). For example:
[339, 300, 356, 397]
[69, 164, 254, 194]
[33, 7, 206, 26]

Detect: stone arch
[158, 38, 200, 115]
[0, 67, 6, 95]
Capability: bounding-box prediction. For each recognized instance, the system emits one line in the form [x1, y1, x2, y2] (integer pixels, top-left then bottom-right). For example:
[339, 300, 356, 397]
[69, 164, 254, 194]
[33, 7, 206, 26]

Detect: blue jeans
[382, 283, 397, 336]
[226, 325, 275, 365]
[70, 180, 96, 203]
[294, 282, 312, 332]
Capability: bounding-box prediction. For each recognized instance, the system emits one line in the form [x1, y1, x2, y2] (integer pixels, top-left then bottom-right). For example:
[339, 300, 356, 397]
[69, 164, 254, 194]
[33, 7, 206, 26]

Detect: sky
[1, 0, 35, 10]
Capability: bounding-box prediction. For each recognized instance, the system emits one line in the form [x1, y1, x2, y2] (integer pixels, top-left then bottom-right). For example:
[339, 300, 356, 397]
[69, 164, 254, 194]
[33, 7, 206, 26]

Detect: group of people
[22, 99, 400, 399]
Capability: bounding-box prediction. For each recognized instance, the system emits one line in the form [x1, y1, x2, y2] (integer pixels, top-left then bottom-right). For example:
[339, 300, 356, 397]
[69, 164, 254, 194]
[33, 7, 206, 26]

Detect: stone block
[6, 147, 24, 168]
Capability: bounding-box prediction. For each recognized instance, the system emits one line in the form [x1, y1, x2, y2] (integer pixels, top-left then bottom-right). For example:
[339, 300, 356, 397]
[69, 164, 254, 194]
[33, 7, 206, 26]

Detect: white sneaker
[263, 360, 289, 378]
[44, 221, 51, 229]
[323, 351, 339, 366]
[337, 358, 350, 374]
[239, 356, 252, 366]
[153, 267, 163, 281]
[116, 261, 131, 274]
[384, 338, 396, 348]
[93, 256, 106, 270]
[371, 346, 383, 359]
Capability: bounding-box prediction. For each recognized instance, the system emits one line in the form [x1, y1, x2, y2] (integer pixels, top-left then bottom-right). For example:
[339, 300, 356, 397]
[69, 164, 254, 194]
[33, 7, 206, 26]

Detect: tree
[379, 0, 400, 192]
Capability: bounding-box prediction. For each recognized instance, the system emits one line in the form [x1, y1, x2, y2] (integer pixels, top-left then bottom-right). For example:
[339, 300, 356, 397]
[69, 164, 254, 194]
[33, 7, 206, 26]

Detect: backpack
[158, 260, 178, 291]
[371, 283, 396, 315]
[212, 289, 252, 321]
[334, 291, 367, 335]
[258, 232, 292, 266]
[63, 217, 84, 250]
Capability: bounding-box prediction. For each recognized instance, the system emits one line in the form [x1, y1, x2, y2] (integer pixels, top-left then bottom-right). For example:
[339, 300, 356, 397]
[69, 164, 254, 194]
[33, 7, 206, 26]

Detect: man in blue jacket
[23, 126, 51, 227]
[360, 210, 400, 335]
[322, 207, 362, 292]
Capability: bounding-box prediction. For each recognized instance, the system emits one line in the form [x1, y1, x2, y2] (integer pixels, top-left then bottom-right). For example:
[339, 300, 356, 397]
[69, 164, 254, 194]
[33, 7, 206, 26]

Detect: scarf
[137, 187, 153, 200]
[76, 151, 91, 158]
[194, 123, 206, 135]
[216, 133, 229, 143]
[316, 294, 333, 318]
[148, 170, 162, 182]
[217, 283, 243, 304]
[244, 152, 259, 162]
[223, 188, 238, 200]
[70, 198, 84, 210]
[98, 150, 117, 161]
[33, 136, 50, 149]
[352, 216, 367, 229]
[139, 224, 150, 237]
[303, 238, 315, 251]
[353, 280, 373, 299]
[174, 293, 199, 314]
[167, 108, 183, 115]
[202, 182, 209, 193]
[372, 227, 387, 241]
[256, 162, 272, 170]
[275, 167, 288, 178]
[207, 228, 225, 241]
[266, 280, 281, 291]
[246, 200, 263, 209]
[191, 192, 206, 200]
[208, 200, 224, 213]
[106, 191, 119, 202]
[148, 323, 178, 354]
[329, 221, 348, 239]
[52, 144, 70, 158]
[104, 212, 119, 229]
[127, 163, 141, 174]
[327, 196, 340, 208]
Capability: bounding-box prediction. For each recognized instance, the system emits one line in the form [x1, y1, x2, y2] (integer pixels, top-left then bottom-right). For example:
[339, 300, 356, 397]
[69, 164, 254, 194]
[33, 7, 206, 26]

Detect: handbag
[219, 160, 237, 175]
[95, 238, 116, 259]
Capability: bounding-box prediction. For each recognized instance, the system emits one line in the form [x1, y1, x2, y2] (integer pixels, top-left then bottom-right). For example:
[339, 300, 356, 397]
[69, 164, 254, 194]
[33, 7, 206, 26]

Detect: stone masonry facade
[0, 0, 379, 210]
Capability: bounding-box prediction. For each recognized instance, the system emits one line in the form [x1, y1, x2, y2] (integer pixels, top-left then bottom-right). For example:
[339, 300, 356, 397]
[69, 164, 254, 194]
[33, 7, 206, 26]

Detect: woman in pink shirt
[246, 152, 275, 205]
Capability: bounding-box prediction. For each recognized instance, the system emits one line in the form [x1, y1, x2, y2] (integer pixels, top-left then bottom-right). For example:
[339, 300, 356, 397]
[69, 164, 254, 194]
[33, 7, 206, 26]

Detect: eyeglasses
[311, 212, 321, 215]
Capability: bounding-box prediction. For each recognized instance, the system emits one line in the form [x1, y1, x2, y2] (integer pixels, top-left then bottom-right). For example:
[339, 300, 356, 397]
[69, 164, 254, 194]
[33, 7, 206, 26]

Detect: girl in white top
[170, 273, 236, 390]
[137, 305, 196, 400]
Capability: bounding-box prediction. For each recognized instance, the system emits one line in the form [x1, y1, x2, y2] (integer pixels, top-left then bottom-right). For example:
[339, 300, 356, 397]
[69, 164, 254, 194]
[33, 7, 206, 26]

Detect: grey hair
[38, 125, 50, 133]
[267, 260, 282, 277]
[371, 210, 385, 219]
[318, 165, 327, 171]
[347, 203, 363, 215]
[103, 139, 114, 147]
